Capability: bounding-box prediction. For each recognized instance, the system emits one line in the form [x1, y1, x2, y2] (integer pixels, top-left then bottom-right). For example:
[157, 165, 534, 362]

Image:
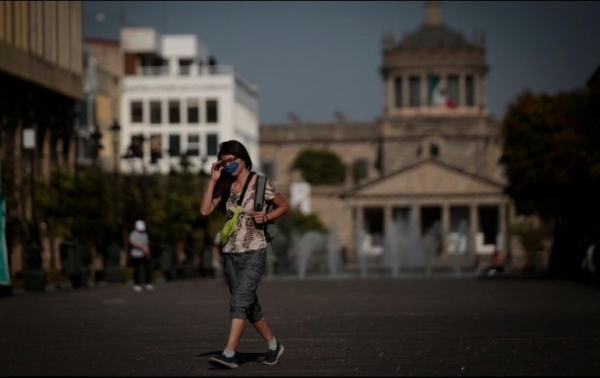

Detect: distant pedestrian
[128, 220, 154, 292]
[200, 140, 290, 369]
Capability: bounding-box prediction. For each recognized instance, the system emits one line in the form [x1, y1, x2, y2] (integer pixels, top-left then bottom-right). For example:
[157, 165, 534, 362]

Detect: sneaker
[208, 353, 238, 369]
[133, 285, 142, 292]
[145, 284, 154, 291]
[263, 341, 284, 365]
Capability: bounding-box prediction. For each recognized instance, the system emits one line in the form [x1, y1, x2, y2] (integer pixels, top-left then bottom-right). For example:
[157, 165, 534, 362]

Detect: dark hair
[212, 140, 253, 213]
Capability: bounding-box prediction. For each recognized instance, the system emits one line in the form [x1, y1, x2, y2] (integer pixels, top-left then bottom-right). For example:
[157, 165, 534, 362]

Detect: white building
[119, 28, 260, 174]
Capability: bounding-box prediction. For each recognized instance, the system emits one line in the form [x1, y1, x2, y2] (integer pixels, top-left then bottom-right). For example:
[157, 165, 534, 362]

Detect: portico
[343, 159, 510, 268]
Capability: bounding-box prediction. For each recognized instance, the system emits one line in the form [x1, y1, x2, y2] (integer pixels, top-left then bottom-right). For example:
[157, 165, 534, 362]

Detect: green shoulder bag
[220, 172, 254, 245]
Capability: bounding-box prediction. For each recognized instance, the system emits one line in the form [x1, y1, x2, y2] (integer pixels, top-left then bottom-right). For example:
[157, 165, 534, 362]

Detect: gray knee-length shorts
[222, 248, 266, 323]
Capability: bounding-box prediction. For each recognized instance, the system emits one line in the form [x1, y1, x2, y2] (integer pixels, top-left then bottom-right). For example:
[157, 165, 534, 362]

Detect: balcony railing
[137, 66, 170, 76]
[135, 64, 234, 77]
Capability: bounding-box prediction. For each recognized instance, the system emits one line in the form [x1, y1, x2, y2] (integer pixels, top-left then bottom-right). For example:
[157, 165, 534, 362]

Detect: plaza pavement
[1, 274, 600, 376]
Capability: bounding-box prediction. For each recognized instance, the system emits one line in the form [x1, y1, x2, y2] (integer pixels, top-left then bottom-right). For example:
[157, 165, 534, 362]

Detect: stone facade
[0, 1, 84, 276]
[260, 1, 521, 271]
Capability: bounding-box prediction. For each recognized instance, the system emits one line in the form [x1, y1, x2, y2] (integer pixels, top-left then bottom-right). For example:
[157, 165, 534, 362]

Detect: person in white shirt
[128, 220, 154, 292]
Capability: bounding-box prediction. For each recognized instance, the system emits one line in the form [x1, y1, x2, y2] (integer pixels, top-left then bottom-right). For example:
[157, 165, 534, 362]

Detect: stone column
[499, 202, 507, 253]
[386, 77, 394, 114]
[469, 204, 478, 256]
[481, 73, 488, 109]
[353, 205, 366, 275]
[441, 203, 450, 254]
[420, 71, 428, 109]
[384, 204, 393, 235]
[459, 74, 466, 107]
[402, 74, 410, 108]
[414, 204, 422, 239]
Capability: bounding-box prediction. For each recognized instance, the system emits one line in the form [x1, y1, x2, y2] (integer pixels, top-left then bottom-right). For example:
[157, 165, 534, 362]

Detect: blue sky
[83, 1, 600, 124]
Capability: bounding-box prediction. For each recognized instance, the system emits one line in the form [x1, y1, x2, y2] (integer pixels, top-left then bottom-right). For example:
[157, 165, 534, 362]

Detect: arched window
[353, 159, 368, 184]
[430, 144, 440, 158]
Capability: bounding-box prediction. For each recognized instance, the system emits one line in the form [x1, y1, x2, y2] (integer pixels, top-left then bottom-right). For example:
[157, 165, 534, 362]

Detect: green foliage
[36, 168, 76, 238]
[73, 166, 114, 249]
[291, 149, 346, 185]
[352, 160, 368, 185]
[276, 209, 326, 235]
[501, 90, 600, 219]
[501, 89, 600, 276]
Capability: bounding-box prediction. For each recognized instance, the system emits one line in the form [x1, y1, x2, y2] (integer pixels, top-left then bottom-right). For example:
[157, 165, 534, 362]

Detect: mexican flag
[429, 75, 456, 108]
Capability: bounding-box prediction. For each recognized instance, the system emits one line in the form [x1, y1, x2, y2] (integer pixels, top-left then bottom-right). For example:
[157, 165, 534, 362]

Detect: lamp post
[110, 119, 121, 244]
[105, 119, 122, 283]
[22, 116, 44, 292]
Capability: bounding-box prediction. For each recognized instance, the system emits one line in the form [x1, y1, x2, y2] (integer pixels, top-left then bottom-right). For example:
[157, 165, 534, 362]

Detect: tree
[291, 149, 346, 185]
[501, 89, 600, 278]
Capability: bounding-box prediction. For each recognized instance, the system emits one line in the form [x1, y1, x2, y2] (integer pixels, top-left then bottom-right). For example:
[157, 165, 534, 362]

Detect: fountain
[383, 218, 403, 277]
[422, 221, 442, 276]
[290, 230, 327, 279]
[447, 220, 469, 276]
[353, 226, 368, 278]
[327, 222, 340, 277]
[401, 204, 426, 269]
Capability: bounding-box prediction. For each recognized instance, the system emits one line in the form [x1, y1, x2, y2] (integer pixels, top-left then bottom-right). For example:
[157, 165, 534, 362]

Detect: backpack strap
[236, 172, 254, 206]
[253, 173, 275, 245]
[254, 174, 267, 211]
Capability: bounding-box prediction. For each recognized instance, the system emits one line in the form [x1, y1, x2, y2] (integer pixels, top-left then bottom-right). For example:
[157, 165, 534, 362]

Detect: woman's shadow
[196, 350, 265, 369]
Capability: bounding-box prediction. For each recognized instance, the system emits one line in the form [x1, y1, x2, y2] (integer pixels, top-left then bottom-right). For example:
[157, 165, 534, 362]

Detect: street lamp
[90, 128, 103, 165]
[106, 119, 123, 283]
[22, 113, 44, 292]
[109, 119, 121, 246]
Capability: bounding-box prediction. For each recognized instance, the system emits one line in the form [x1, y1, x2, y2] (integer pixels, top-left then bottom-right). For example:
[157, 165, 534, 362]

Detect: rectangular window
[409, 76, 420, 107]
[179, 58, 193, 75]
[394, 77, 403, 108]
[206, 99, 218, 123]
[168, 134, 180, 156]
[187, 99, 199, 124]
[150, 134, 162, 163]
[447, 75, 459, 107]
[150, 100, 162, 124]
[465, 75, 474, 106]
[130, 100, 143, 123]
[168, 100, 180, 124]
[206, 133, 218, 156]
[353, 159, 368, 184]
[130, 134, 144, 158]
[187, 134, 200, 156]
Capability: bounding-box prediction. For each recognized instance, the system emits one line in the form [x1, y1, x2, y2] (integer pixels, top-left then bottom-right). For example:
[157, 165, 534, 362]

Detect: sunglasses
[217, 157, 239, 168]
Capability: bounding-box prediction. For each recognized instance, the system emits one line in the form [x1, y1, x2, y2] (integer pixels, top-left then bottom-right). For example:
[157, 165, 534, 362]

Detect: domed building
[260, 1, 518, 273]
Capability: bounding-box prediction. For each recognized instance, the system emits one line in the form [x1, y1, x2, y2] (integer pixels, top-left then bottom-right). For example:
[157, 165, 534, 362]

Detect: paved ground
[1, 275, 600, 376]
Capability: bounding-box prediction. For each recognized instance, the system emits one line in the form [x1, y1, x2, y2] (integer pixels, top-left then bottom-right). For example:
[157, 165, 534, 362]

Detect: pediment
[345, 160, 504, 197]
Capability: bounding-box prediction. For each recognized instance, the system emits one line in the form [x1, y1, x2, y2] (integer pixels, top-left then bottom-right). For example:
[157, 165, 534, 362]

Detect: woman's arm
[265, 193, 290, 222]
[200, 179, 220, 216]
[200, 162, 224, 216]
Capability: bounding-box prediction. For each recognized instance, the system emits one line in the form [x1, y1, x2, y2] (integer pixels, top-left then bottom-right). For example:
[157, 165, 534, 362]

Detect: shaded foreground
[1, 276, 600, 376]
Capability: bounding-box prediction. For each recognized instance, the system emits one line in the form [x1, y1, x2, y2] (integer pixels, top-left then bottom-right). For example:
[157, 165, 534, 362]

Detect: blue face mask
[223, 161, 239, 174]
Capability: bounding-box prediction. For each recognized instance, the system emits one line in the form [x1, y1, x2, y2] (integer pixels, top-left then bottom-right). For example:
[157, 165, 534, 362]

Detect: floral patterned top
[222, 174, 277, 254]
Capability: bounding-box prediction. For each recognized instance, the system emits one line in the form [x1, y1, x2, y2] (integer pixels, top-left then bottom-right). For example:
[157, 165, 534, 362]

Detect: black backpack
[254, 173, 275, 242]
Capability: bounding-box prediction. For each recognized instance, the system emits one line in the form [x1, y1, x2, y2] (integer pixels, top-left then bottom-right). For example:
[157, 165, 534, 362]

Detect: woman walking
[200, 140, 290, 369]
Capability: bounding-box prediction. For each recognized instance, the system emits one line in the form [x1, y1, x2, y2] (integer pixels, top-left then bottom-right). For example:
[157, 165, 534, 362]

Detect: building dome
[399, 24, 468, 49]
